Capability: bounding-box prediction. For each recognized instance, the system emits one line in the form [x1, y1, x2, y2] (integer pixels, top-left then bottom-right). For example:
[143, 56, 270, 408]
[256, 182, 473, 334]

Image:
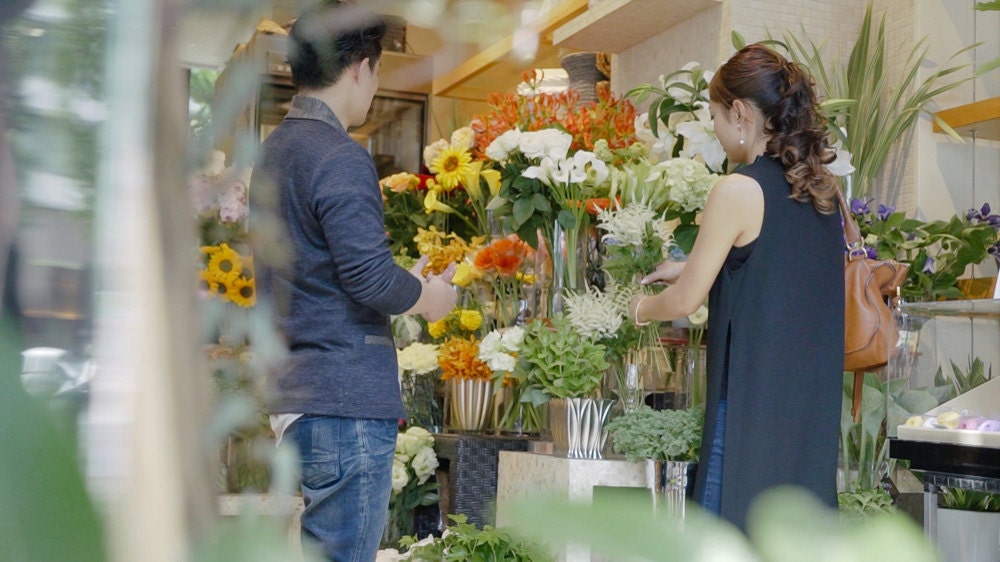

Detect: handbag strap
[836, 189, 866, 260]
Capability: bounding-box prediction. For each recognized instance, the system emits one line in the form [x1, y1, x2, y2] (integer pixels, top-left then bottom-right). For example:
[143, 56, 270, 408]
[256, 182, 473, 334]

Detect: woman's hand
[640, 260, 686, 286]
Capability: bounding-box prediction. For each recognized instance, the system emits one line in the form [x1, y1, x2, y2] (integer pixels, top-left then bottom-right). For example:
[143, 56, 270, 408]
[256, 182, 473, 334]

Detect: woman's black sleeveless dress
[692, 155, 844, 531]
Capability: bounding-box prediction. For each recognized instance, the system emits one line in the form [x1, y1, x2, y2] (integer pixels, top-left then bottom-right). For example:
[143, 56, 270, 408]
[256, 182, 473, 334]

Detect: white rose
[450, 126, 476, 151]
[423, 138, 449, 168]
[396, 431, 419, 459]
[538, 128, 573, 160]
[410, 446, 439, 485]
[485, 129, 521, 161]
[477, 330, 502, 362]
[391, 460, 409, 493]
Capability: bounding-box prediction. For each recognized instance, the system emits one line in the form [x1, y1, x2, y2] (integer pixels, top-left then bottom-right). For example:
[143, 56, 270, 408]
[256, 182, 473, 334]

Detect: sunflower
[205, 243, 242, 282]
[429, 146, 474, 192]
[227, 276, 256, 307]
[197, 269, 218, 293]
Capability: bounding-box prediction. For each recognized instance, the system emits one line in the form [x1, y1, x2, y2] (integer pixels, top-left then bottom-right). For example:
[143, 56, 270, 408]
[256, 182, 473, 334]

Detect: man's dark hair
[288, 2, 387, 90]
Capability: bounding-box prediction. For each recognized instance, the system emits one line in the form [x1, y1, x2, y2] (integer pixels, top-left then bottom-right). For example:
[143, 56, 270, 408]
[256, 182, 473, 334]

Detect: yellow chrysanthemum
[459, 309, 482, 332]
[516, 272, 536, 284]
[206, 243, 242, 282]
[427, 318, 448, 339]
[429, 146, 473, 192]
[227, 276, 256, 308]
[437, 336, 492, 382]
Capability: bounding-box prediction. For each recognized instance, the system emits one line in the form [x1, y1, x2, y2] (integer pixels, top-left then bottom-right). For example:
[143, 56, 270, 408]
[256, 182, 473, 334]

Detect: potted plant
[515, 313, 611, 458]
[604, 405, 704, 517]
[936, 489, 1000, 562]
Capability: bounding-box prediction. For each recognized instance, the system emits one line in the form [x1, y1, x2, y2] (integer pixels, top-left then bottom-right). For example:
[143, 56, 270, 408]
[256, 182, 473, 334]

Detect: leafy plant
[939, 488, 1000, 512]
[838, 488, 896, 520]
[934, 357, 992, 396]
[399, 514, 553, 561]
[604, 406, 704, 463]
[516, 314, 609, 403]
[849, 199, 999, 301]
[763, 3, 977, 198]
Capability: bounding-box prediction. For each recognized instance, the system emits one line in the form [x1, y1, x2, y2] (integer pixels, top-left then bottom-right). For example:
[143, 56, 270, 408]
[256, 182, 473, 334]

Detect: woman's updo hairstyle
[709, 44, 837, 214]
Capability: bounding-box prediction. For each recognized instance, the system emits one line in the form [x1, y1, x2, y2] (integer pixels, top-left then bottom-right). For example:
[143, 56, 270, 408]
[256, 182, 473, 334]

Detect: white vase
[548, 397, 615, 459]
[447, 378, 493, 431]
[936, 508, 1000, 562]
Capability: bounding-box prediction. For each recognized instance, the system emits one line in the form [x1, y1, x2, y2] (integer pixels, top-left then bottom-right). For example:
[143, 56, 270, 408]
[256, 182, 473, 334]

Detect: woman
[630, 44, 844, 531]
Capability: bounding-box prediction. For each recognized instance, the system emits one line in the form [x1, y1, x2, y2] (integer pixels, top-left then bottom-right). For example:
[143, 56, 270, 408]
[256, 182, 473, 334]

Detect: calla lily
[423, 186, 456, 215]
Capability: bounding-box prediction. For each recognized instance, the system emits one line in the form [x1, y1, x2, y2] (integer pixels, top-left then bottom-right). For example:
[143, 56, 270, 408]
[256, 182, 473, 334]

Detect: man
[250, 3, 456, 560]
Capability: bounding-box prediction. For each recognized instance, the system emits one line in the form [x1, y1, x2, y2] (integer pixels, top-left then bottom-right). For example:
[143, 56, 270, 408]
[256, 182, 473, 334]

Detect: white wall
[612, 0, 999, 278]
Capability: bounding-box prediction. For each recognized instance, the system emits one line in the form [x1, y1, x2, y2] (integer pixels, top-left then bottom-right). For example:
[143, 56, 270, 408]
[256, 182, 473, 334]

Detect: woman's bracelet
[634, 295, 651, 326]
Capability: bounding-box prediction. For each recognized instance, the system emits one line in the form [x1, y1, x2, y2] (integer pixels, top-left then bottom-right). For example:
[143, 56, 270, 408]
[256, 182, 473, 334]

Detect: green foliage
[838, 488, 896, 520]
[939, 488, 1000, 512]
[849, 202, 998, 302]
[505, 486, 937, 562]
[0, 314, 105, 561]
[934, 357, 992, 396]
[604, 405, 704, 462]
[777, 3, 977, 198]
[400, 514, 553, 562]
[516, 314, 609, 402]
[382, 183, 437, 257]
[487, 156, 555, 250]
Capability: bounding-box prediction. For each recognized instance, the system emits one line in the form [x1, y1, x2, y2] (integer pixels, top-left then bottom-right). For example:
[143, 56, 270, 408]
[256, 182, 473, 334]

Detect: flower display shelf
[553, 0, 721, 53]
[432, 432, 532, 528]
[431, 0, 588, 100]
[932, 96, 1000, 141]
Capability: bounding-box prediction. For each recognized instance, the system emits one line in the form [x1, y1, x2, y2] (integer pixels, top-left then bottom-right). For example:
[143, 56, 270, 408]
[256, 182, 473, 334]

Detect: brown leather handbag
[836, 190, 908, 420]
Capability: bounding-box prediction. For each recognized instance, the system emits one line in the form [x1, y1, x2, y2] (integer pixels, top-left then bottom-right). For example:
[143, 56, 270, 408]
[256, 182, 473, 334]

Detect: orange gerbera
[438, 336, 493, 381]
[474, 236, 533, 277]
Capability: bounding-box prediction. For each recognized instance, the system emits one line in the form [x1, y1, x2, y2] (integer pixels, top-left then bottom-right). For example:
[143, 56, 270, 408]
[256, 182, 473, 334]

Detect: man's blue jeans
[286, 415, 398, 562]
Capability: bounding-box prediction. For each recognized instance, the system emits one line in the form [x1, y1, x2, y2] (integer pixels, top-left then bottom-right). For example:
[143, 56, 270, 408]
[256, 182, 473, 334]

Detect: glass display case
[886, 298, 1000, 538]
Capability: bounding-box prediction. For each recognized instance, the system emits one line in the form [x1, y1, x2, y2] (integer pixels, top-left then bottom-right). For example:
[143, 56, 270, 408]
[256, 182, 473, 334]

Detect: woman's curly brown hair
[709, 44, 837, 214]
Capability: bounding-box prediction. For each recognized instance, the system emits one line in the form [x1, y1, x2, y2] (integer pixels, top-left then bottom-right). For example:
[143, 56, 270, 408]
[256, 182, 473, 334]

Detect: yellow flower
[427, 319, 448, 339]
[459, 309, 482, 332]
[198, 269, 218, 293]
[429, 146, 473, 192]
[227, 276, 256, 307]
[516, 272, 536, 284]
[451, 261, 482, 287]
[423, 185, 456, 215]
[206, 243, 242, 283]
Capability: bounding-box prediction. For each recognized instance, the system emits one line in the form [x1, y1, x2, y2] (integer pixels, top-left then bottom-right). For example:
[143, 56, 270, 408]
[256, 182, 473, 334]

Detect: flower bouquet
[477, 326, 544, 434]
[383, 426, 440, 550]
[437, 335, 493, 431]
[471, 235, 536, 329]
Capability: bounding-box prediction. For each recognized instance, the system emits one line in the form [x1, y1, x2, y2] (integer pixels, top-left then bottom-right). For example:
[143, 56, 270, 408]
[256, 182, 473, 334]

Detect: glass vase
[548, 219, 586, 316]
[646, 459, 690, 519]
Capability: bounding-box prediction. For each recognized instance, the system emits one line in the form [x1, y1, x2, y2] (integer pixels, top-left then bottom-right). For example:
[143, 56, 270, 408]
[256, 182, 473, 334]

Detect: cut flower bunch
[382, 426, 440, 550]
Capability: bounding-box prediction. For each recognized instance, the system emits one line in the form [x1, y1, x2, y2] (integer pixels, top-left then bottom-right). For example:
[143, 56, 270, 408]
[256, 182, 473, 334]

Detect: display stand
[495, 450, 648, 561]
[433, 433, 532, 528]
[889, 439, 1000, 539]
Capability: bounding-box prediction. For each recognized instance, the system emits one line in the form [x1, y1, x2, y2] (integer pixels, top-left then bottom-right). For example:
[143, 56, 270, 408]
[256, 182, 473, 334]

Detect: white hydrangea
[663, 157, 721, 213]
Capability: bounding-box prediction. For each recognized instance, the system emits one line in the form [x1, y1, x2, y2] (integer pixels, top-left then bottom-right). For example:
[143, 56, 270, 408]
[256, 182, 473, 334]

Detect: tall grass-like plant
[736, 3, 977, 198]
